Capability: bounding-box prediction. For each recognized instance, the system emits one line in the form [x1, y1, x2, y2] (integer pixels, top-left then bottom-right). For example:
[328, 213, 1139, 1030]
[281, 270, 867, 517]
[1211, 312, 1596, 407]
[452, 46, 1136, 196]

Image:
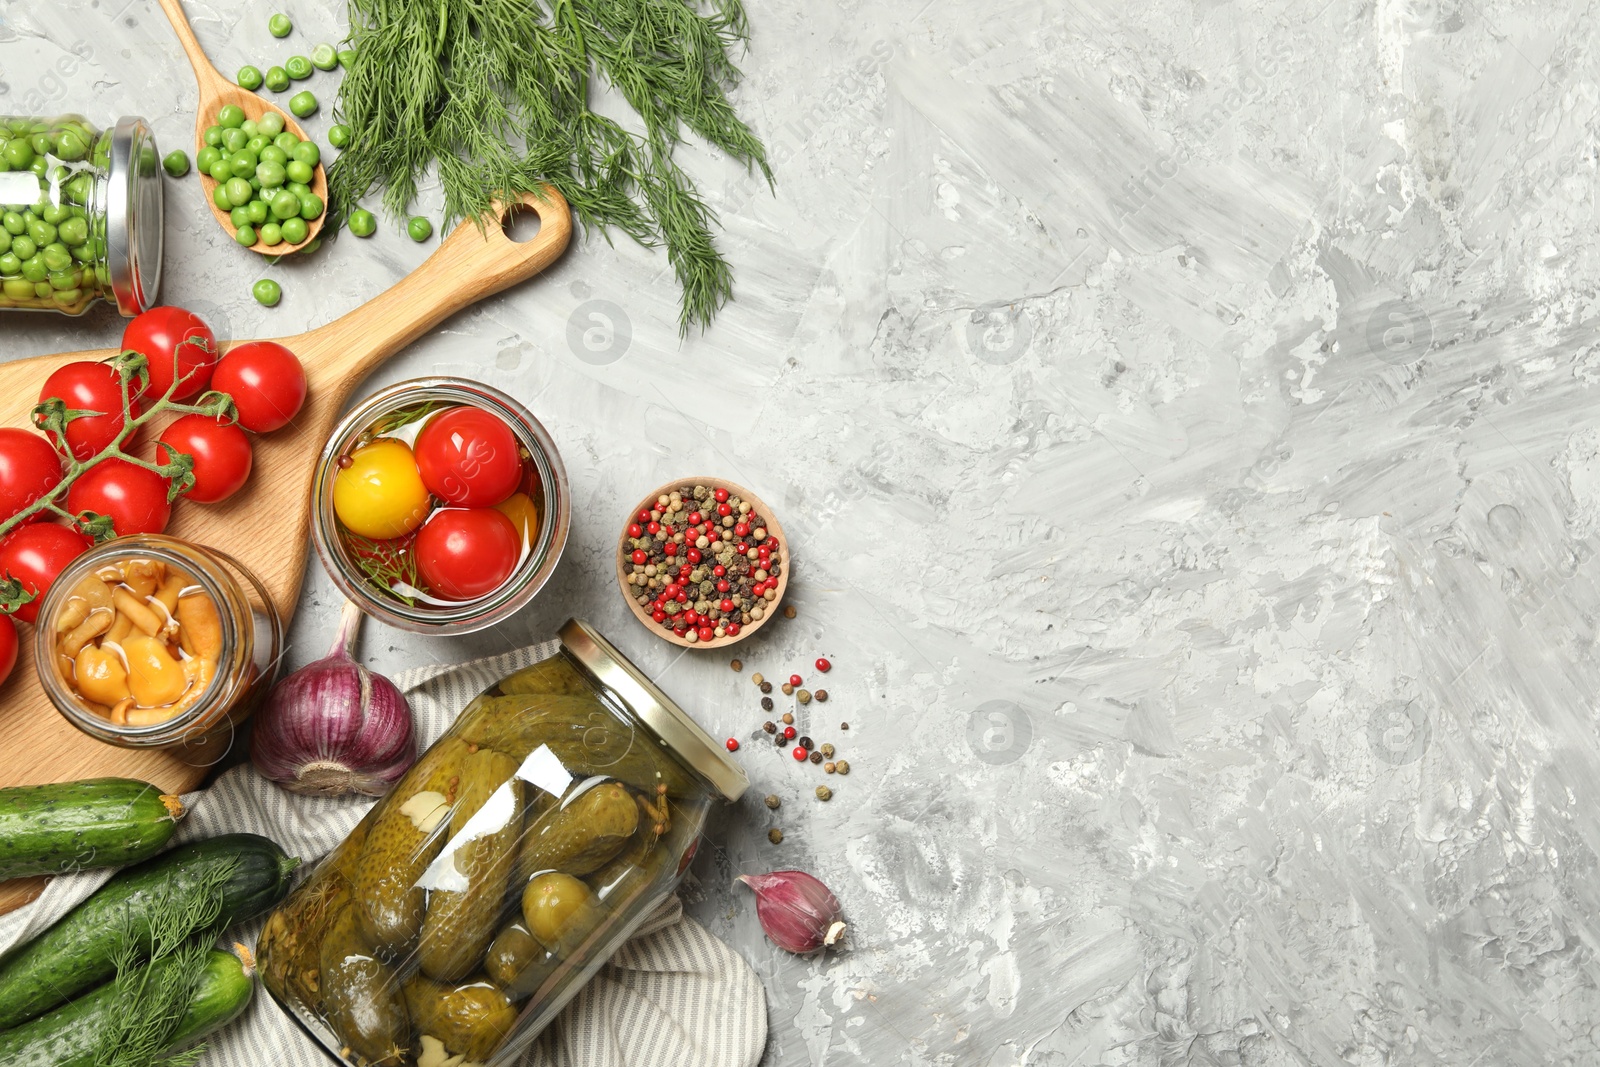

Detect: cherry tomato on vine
[413, 406, 524, 507]
[0, 429, 63, 523]
[0, 614, 16, 686]
[0, 523, 91, 623]
[157, 415, 253, 504]
[37, 361, 130, 461]
[66, 459, 171, 537]
[332, 439, 431, 540]
[414, 507, 520, 601]
[122, 306, 217, 401]
[210, 341, 307, 433]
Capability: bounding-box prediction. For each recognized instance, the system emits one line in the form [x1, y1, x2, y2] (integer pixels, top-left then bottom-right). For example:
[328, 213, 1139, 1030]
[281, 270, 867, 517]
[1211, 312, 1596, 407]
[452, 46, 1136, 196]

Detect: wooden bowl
[616, 477, 790, 649]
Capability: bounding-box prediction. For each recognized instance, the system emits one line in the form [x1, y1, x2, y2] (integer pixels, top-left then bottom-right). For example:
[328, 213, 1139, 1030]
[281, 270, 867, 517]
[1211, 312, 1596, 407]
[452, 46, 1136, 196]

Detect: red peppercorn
[726, 738, 739, 751]
[675, 591, 688, 603]
[714, 487, 730, 502]
[698, 625, 715, 642]
[631, 550, 647, 564]
[673, 624, 688, 635]
[791, 746, 807, 761]
[717, 502, 731, 516]
[688, 511, 703, 525]
[647, 521, 660, 534]
[789, 674, 802, 686]
[664, 583, 678, 597]
[752, 582, 766, 596]
[816, 658, 831, 672]
[628, 524, 643, 538]
[720, 598, 734, 612]
[664, 543, 677, 557]
[687, 548, 703, 563]
[726, 622, 741, 635]
[652, 609, 666, 622]
[713, 565, 726, 577]
[734, 522, 750, 537]
[783, 726, 796, 740]
[716, 580, 731, 593]
[637, 509, 651, 523]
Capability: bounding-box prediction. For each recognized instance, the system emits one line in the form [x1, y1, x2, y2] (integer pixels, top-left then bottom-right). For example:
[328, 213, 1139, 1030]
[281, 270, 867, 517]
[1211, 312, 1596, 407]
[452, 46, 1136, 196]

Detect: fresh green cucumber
[0, 833, 297, 1030]
[0, 947, 255, 1067]
[0, 778, 185, 880]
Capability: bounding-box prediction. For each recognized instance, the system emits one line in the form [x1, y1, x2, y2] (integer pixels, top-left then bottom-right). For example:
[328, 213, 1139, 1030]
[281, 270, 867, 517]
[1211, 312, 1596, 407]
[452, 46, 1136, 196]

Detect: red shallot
[736, 869, 846, 954]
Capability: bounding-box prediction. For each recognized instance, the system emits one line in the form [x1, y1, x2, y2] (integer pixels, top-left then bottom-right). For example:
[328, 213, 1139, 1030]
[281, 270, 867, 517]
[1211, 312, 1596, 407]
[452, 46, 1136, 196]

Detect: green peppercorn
[763, 794, 780, 810]
[161, 150, 190, 178]
[767, 828, 783, 844]
[834, 760, 849, 775]
[815, 786, 832, 801]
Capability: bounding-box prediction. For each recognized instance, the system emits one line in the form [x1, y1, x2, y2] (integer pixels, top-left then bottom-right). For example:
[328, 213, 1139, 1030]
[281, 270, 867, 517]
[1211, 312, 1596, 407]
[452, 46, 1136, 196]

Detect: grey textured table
[5, 0, 1597, 1063]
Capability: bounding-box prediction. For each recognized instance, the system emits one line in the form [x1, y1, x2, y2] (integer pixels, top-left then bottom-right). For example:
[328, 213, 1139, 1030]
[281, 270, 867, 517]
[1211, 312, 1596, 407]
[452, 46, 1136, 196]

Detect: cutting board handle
[288, 189, 573, 384]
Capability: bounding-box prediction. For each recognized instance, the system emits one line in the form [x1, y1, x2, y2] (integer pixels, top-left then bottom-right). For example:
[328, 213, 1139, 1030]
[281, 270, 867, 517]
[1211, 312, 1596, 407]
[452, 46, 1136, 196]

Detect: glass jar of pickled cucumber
[0, 114, 163, 315]
[257, 620, 749, 1067]
[35, 534, 283, 761]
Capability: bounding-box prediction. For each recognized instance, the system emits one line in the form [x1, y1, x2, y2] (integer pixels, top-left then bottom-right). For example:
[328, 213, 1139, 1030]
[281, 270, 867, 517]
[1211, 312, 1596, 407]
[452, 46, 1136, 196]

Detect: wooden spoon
[155, 0, 328, 255]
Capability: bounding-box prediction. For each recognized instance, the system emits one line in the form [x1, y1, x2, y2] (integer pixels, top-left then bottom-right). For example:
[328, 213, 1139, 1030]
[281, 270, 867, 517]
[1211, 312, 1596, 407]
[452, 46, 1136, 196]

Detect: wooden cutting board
[0, 190, 571, 913]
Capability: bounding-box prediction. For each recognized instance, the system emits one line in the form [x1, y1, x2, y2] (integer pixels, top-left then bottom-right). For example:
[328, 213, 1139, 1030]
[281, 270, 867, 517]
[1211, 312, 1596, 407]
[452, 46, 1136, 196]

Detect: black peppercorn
[760, 681, 772, 694]
[763, 721, 777, 734]
[761, 696, 774, 711]
[798, 736, 813, 751]
[774, 733, 786, 747]
[809, 750, 823, 764]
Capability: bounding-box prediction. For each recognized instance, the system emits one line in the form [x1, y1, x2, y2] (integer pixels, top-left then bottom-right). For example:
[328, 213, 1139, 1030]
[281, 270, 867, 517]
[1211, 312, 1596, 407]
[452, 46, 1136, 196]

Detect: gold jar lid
[560, 619, 749, 802]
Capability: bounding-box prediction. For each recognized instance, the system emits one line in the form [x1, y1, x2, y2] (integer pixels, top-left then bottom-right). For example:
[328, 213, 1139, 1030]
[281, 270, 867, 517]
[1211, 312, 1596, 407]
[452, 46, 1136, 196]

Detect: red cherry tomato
[122, 306, 217, 401]
[66, 458, 171, 537]
[414, 507, 520, 601]
[413, 406, 524, 507]
[157, 415, 253, 504]
[0, 428, 63, 523]
[37, 361, 130, 461]
[0, 614, 16, 686]
[0, 523, 90, 623]
[210, 342, 307, 433]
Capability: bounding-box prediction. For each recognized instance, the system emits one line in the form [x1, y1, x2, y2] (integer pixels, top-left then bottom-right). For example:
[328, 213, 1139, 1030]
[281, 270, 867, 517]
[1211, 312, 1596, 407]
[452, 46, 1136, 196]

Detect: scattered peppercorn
[782, 712, 794, 725]
[815, 657, 831, 672]
[781, 683, 794, 696]
[768, 828, 784, 844]
[763, 721, 777, 734]
[764, 794, 781, 809]
[820, 743, 835, 758]
[791, 746, 807, 761]
[835, 760, 850, 775]
[774, 734, 786, 747]
[788, 674, 803, 687]
[760, 681, 773, 694]
[815, 690, 828, 702]
[731, 659, 743, 672]
[783, 726, 796, 740]
[815, 785, 832, 801]
[798, 736, 813, 751]
[824, 761, 837, 773]
[725, 738, 739, 751]
[840, 722, 849, 730]
[752, 673, 764, 686]
[761, 697, 774, 711]
[797, 689, 812, 704]
[809, 751, 823, 764]
[784, 604, 797, 619]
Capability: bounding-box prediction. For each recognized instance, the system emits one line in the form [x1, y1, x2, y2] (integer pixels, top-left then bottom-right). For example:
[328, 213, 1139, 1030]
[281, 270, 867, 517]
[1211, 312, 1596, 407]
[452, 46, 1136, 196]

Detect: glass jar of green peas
[0, 114, 163, 316]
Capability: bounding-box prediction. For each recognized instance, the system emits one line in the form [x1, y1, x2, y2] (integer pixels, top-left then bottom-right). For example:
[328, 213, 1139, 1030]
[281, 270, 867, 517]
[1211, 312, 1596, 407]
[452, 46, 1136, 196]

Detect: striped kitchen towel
[0, 641, 768, 1067]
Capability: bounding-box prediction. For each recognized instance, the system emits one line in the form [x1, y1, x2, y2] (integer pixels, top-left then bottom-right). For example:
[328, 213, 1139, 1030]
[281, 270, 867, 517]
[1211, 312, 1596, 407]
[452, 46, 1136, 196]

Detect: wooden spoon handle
[284, 189, 574, 382]
[154, 0, 229, 92]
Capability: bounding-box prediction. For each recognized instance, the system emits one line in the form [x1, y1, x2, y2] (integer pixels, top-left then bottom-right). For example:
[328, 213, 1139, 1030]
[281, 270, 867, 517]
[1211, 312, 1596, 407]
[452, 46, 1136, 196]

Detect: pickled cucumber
[518, 781, 638, 882]
[402, 975, 518, 1062]
[260, 823, 368, 1013]
[586, 827, 672, 905]
[483, 921, 558, 1000]
[522, 872, 605, 955]
[319, 907, 409, 1067]
[458, 695, 698, 796]
[418, 749, 524, 982]
[352, 738, 471, 957]
[494, 657, 593, 698]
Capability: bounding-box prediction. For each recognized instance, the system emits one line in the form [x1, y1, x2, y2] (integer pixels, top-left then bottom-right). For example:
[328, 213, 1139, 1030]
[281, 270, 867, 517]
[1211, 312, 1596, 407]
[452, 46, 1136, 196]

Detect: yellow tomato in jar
[493, 491, 539, 543]
[333, 439, 432, 540]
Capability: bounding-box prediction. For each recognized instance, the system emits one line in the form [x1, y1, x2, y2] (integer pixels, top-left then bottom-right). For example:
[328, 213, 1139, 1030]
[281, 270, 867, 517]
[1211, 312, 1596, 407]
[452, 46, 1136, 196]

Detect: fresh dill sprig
[330, 0, 772, 334]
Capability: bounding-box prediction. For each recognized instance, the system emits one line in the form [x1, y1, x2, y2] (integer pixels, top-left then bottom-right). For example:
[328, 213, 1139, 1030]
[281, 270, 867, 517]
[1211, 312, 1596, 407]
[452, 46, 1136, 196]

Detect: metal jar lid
[105, 116, 163, 315]
[560, 619, 749, 802]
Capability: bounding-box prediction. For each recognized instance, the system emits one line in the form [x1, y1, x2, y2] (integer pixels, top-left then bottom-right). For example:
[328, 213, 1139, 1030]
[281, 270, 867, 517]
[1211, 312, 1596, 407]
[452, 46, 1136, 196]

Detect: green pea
[10, 236, 36, 261]
[70, 242, 95, 264]
[224, 177, 253, 207]
[229, 150, 259, 177]
[284, 160, 312, 185]
[310, 43, 339, 70]
[57, 217, 87, 246]
[406, 216, 433, 242]
[42, 246, 72, 272]
[253, 277, 282, 306]
[3, 140, 34, 169]
[196, 146, 221, 173]
[235, 224, 257, 246]
[279, 216, 308, 244]
[298, 237, 321, 256]
[285, 181, 310, 197]
[64, 174, 94, 205]
[259, 144, 289, 166]
[26, 220, 53, 246]
[264, 66, 290, 93]
[0, 231, 9, 256]
[291, 140, 320, 166]
[255, 160, 287, 188]
[21, 257, 47, 283]
[268, 12, 292, 37]
[270, 190, 301, 220]
[297, 193, 323, 220]
[40, 203, 68, 225]
[27, 158, 46, 178]
[273, 132, 299, 153]
[203, 125, 224, 148]
[338, 49, 358, 68]
[218, 104, 247, 129]
[1, 213, 22, 236]
[2, 278, 32, 300]
[285, 56, 312, 80]
[208, 158, 233, 183]
[258, 221, 283, 246]
[257, 111, 286, 138]
[48, 269, 80, 291]
[222, 128, 249, 153]
[326, 124, 352, 150]
[0, 253, 19, 276]
[55, 130, 87, 162]
[241, 119, 260, 137]
[346, 207, 376, 237]
[237, 65, 264, 91]
[158, 149, 189, 179]
[229, 206, 251, 229]
[246, 199, 270, 225]
[249, 176, 262, 191]
[212, 183, 233, 210]
[245, 135, 269, 155]
[289, 91, 318, 118]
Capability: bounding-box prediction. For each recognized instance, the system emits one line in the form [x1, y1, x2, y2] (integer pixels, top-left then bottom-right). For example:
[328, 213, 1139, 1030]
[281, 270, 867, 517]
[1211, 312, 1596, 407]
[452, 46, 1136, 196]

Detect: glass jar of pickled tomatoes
[35, 534, 282, 761]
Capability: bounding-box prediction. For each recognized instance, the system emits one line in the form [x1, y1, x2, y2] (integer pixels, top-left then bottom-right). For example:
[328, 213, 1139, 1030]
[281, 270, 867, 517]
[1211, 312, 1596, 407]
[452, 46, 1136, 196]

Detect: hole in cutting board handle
[504, 203, 543, 243]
